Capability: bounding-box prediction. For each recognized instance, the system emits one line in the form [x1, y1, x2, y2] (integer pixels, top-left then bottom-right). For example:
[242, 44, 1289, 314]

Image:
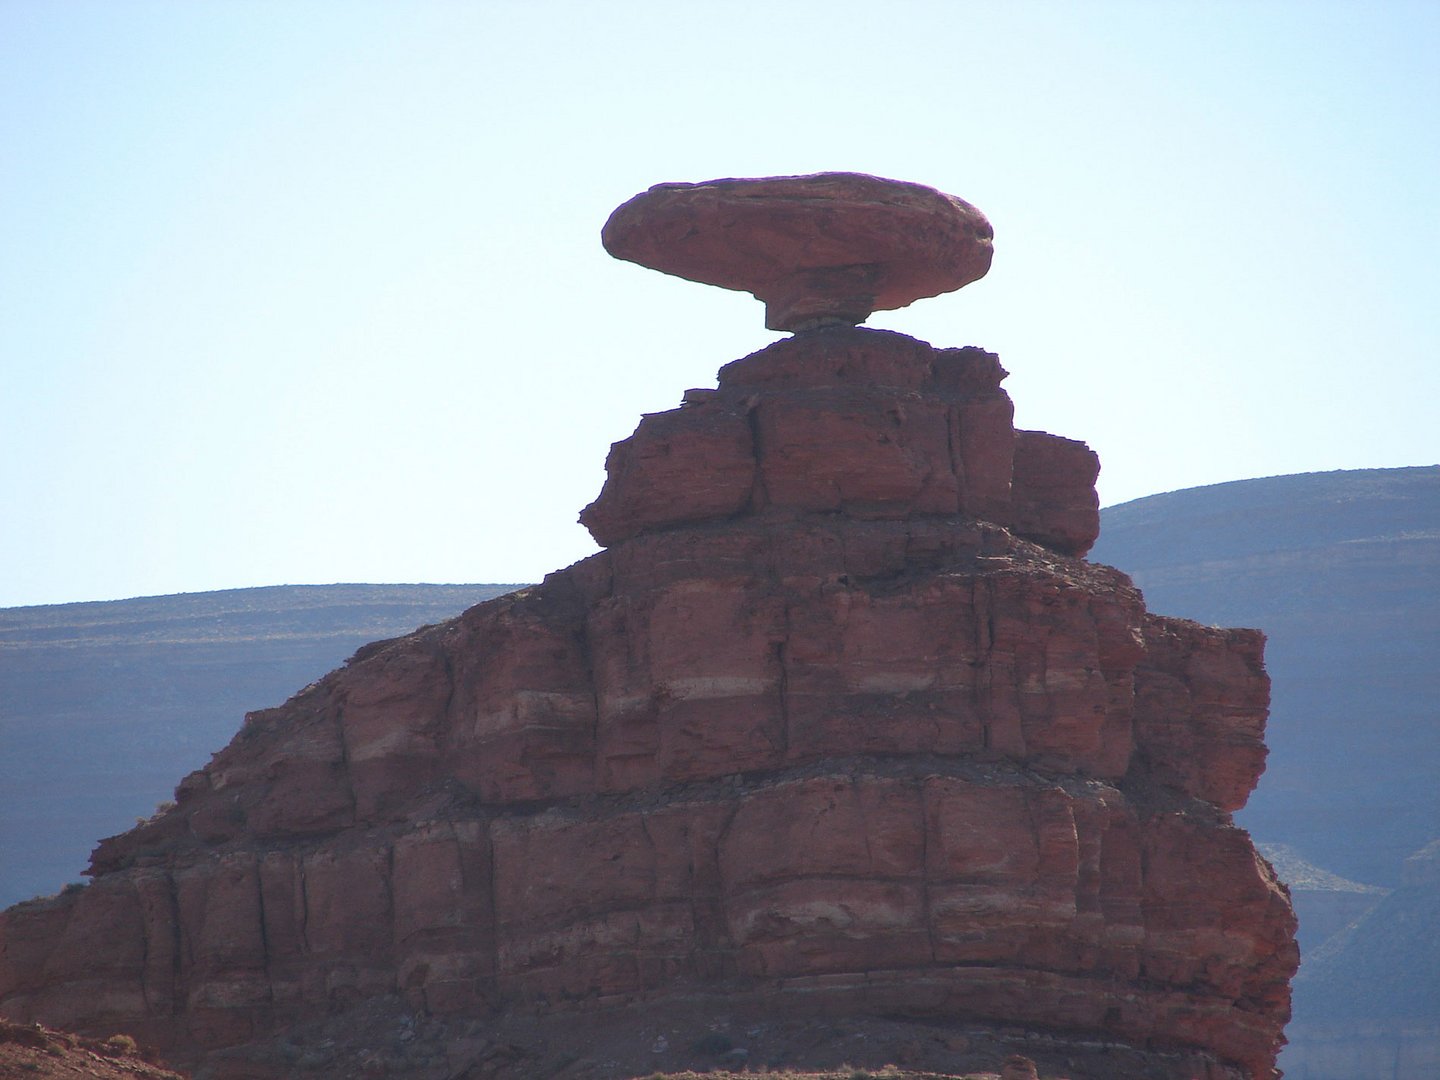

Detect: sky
[2, 0, 1436, 609]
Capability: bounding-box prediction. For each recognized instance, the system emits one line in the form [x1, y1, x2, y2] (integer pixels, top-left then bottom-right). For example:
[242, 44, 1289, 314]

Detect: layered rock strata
[0, 325, 1295, 1079]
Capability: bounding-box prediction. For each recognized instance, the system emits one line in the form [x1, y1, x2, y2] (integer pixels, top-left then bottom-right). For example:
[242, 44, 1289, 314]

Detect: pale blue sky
[3, 0, 1436, 608]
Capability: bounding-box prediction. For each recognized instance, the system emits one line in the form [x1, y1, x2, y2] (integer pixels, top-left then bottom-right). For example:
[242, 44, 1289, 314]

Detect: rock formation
[602, 173, 993, 331]
[0, 174, 1297, 1080]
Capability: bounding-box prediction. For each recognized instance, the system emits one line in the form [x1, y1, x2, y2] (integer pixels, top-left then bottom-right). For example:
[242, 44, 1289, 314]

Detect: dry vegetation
[0, 1021, 187, 1079]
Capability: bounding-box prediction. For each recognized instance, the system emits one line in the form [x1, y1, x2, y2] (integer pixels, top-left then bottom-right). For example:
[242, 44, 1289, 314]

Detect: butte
[0, 173, 1298, 1080]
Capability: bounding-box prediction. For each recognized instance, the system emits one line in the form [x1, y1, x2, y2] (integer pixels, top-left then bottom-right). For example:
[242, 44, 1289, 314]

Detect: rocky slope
[0, 584, 518, 907]
[0, 325, 1295, 1080]
[0, 1020, 189, 1079]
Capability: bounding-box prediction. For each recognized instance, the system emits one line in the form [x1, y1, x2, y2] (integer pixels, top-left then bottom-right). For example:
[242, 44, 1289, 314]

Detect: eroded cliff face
[0, 328, 1296, 1079]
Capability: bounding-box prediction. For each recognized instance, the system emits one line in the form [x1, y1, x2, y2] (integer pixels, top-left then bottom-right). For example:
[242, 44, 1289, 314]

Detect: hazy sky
[3, 0, 1436, 608]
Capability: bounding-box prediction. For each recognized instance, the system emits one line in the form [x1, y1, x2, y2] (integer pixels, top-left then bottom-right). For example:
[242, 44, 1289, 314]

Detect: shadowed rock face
[0, 184, 1295, 1080]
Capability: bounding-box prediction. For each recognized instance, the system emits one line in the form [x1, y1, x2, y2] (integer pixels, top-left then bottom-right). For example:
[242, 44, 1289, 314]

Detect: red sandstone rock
[603, 173, 994, 330]
[581, 327, 1096, 556]
[1011, 429, 1101, 556]
[0, 321, 1293, 1078]
[1134, 614, 1271, 812]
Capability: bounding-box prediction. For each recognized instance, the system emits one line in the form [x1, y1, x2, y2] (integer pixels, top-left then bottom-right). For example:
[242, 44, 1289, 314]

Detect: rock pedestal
[0, 177, 1296, 1080]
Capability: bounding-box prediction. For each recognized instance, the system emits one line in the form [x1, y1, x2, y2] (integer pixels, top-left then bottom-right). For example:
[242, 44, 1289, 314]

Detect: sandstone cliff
[0, 324, 1295, 1080]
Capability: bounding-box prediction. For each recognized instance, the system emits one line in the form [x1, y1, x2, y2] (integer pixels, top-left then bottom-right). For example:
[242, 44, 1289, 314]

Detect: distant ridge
[1098, 464, 1439, 567]
[0, 583, 520, 907]
[1255, 842, 1389, 955]
[1283, 839, 1440, 1078]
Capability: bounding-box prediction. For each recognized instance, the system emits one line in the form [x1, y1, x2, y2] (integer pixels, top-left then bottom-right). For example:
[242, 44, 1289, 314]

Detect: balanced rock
[602, 172, 994, 330]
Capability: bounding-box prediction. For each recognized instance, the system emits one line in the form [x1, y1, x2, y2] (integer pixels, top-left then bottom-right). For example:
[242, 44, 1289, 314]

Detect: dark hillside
[1294, 840, 1440, 1022]
[0, 584, 517, 907]
[1281, 839, 1440, 1078]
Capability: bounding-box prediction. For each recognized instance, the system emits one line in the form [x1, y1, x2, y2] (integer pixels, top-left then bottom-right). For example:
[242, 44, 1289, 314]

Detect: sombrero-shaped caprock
[602, 172, 994, 332]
